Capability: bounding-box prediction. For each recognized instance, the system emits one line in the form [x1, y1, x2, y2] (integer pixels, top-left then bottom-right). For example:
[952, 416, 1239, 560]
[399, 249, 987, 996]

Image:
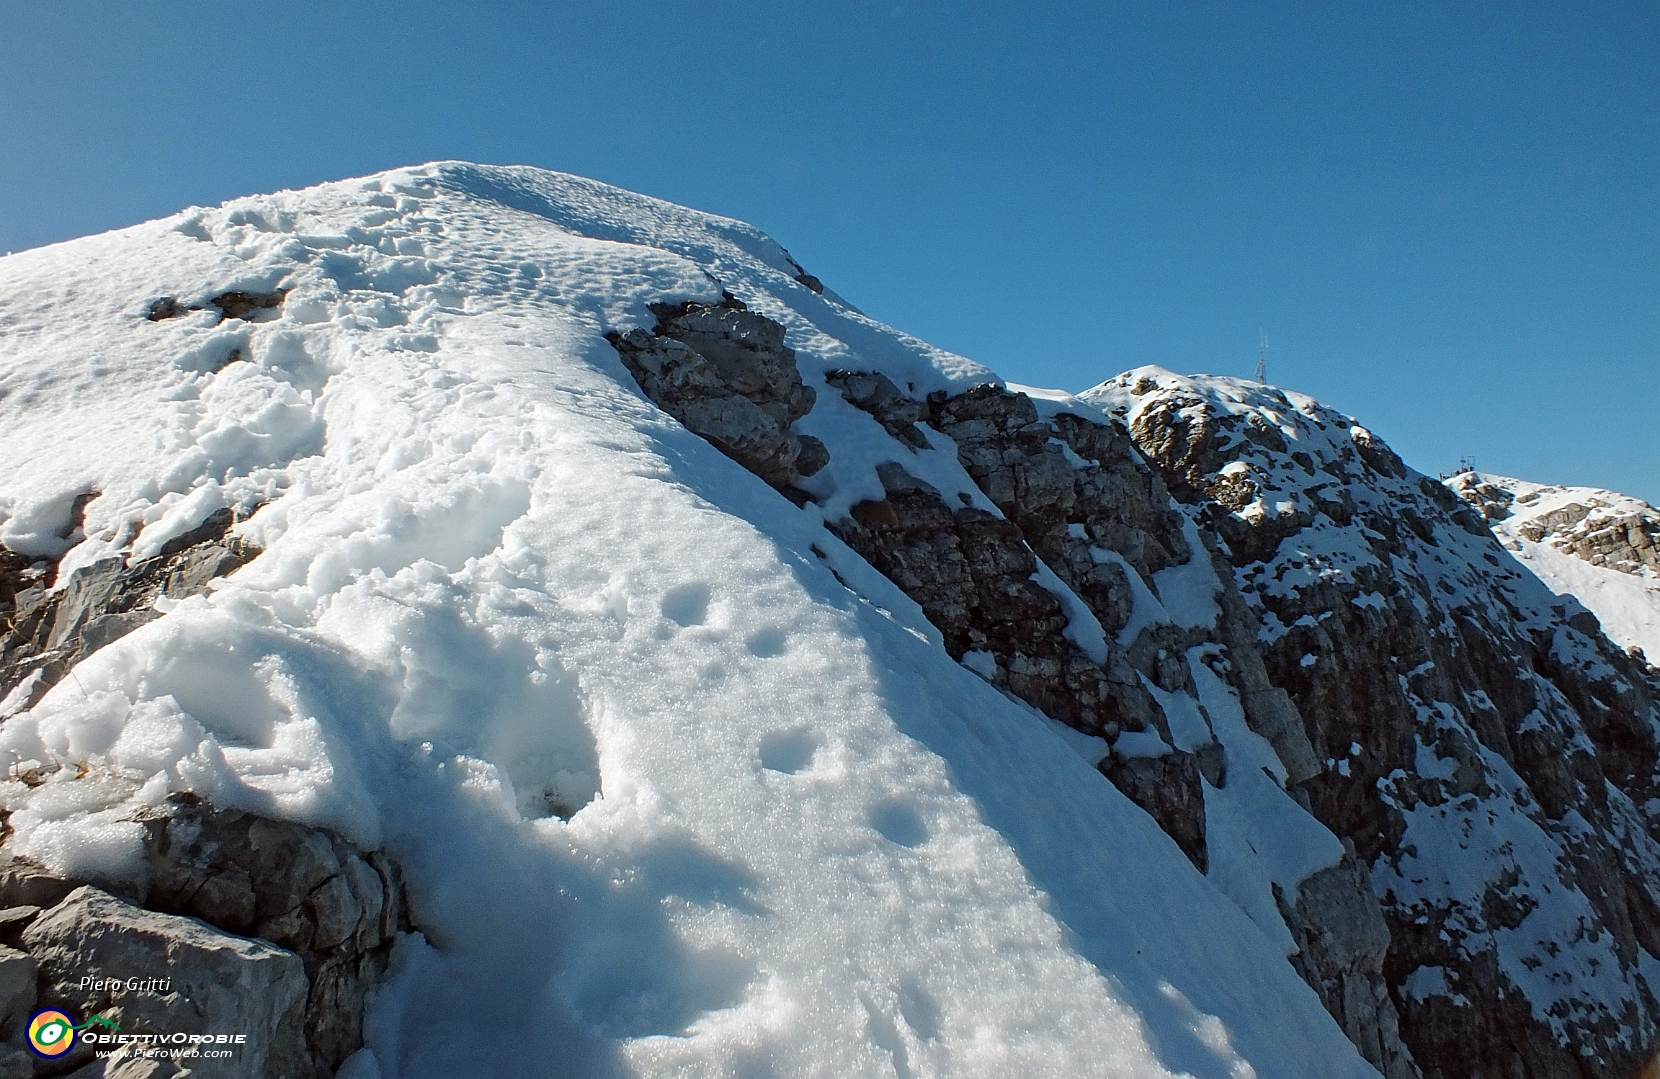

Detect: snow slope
[0, 165, 1378, 1077]
[1450, 473, 1660, 665]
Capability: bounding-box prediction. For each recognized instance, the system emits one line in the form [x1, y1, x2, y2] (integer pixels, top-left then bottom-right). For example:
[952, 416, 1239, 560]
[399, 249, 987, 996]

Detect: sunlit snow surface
[0, 164, 1376, 1078]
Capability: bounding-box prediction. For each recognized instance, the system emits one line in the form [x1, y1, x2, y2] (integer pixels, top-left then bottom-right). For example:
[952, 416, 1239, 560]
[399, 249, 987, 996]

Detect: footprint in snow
[659, 583, 711, 627]
[759, 728, 817, 774]
[869, 800, 928, 848]
[744, 627, 788, 657]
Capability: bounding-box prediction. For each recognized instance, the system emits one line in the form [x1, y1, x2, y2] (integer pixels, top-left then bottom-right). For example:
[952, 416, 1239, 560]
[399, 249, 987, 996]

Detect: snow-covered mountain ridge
[1084, 369, 1660, 1078]
[1450, 472, 1660, 667]
[0, 163, 1653, 1079]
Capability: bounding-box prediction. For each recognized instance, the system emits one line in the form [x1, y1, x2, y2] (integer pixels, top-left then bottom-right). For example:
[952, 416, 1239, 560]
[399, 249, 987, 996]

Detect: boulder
[0, 857, 77, 910]
[23, 886, 308, 1079]
[0, 795, 408, 1078]
[137, 795, 405, 1074]
[0, 906, 41, 949]
[608, 294, 826, 497]
[0, 944, 34, 1039]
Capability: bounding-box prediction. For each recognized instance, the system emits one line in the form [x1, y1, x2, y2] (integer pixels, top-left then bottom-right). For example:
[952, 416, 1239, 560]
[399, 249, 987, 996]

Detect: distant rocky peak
[1086, 366, 1660, 1079]
[1451, 472, 1660, 579]
[1081, 367, 1422, 564]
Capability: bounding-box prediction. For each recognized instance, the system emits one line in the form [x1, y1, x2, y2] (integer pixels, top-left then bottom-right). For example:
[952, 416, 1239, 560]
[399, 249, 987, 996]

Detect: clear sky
[3, 1, 1655, 502]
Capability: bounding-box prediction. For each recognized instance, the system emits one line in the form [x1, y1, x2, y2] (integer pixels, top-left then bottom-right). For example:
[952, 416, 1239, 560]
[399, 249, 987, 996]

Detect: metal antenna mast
[1255, 330, 1268, 383]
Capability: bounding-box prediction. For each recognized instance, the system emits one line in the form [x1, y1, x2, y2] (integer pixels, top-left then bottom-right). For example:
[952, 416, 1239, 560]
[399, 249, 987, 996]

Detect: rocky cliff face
[613, 306, 1660, 1079]
[1084, 369, 1660, 1079]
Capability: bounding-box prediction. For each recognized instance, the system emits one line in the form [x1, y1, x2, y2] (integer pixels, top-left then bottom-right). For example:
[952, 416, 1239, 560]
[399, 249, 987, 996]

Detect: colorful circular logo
[27, 1008, 77, 1058]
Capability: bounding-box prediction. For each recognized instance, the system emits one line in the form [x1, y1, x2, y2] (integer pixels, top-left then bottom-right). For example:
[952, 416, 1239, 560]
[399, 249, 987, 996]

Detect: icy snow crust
[0, 166, 1376, 1078]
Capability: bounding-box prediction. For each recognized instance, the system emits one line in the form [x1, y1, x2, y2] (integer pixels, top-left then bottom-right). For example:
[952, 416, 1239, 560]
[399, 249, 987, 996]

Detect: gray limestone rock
[0, 944, 34, 1040]
[825, 370, 930, 449]
[0, 506, 261, 709]
[0, 857, 78, 911]
[135, 795, 406, 1076]
[0, 1045, 33, 1079]
[23, 886, 308, 1079]
[608, 294, 825, 496]
[1278, 848, 1418, 1079]
[1236, 685, 1321, 784]
[828, 461, 1153, 738]
[824, 382, 1220, 755]
[0, 906, 42, 950]
[0, 795, 407, 1079]
[1098, 749, 1209, 871]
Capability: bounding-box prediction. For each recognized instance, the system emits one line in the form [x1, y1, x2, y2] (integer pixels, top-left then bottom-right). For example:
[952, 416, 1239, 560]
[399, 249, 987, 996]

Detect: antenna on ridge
[1255, 330, 1268, 383]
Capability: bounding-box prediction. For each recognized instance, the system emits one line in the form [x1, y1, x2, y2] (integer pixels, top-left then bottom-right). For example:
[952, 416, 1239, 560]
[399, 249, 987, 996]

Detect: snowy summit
[0, 164, 1654, 1079]
[1450, 471, 1660, 665]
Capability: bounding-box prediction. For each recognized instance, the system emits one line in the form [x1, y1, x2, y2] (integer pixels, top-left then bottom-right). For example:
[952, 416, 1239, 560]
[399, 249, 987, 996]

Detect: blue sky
[2, 1, 1654, 502]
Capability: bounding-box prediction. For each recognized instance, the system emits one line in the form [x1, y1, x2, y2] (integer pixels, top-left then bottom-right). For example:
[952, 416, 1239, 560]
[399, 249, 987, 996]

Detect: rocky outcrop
[1098, 750, 1210, 871]
[609, 294, 828, 498]
[1086, 368, 1660, 1079]
[134, 795, 407, 1075]
[1452, 472, 1660, 577]
[0, 794, 406, 1078]
[620, 316, 1246, 885]
[679, 352, 1228, 866]
[147, 289, 290, 324]
[1277, 844, 1416, 1079]
[1, 507, 261, 713]
[0, 497, 410, 1075]
[830, 460, 1146, 738]
[824, 371, 931, 450]
[929, 385, 1189, 584]
[825, 376, 1175, 723]
[24, 885, 309, 1078]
